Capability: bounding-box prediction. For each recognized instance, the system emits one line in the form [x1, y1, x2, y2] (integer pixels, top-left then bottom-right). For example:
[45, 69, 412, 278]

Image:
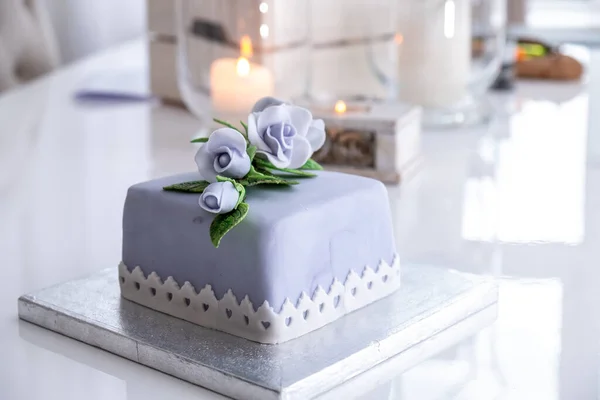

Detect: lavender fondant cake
[119, 97, 400, 344]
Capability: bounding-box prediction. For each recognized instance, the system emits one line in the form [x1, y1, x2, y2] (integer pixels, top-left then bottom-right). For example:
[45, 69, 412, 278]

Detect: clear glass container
[176, 0, 310, 123]
[397, 0, 506, 127]
[308, 0, 398, 104]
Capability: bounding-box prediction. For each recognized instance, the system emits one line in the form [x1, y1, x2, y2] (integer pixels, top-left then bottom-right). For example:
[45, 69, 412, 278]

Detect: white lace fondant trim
[118, 256, 401, 344]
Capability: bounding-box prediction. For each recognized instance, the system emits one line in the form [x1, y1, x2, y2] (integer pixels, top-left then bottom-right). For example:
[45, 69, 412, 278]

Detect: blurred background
[47, 0, 145, 63]
[2, 0, 593, 129]
[39, 0, 600, 65]
[32, 0, 600, 62]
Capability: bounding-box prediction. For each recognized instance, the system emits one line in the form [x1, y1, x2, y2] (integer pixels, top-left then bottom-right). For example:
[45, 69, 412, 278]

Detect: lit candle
[210, 36, 274, 116]
[302, 99, 370, 117]
[334, 100, 347, 114]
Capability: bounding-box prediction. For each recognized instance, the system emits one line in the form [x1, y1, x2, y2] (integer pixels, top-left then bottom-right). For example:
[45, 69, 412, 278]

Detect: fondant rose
[199, 181, 239, 214]
[195, 128, 251, 182]
[251, 96, 286, 113]
[248, 102, 326, 169]
[307, 118, 326, 154]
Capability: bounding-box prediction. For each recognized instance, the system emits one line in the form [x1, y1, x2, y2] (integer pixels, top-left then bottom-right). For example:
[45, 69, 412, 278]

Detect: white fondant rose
[248, 100, 326, 169]
[251, 96, 285, 113]
[306, 118, 326, 155]
[195, 128, 251, 182]
[199, 181, 239, 214]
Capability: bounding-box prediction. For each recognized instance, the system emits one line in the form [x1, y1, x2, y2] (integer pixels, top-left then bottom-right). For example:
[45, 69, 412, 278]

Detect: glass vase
[396, 0, 506, 128]
[175, 0, 310, 123]
[308, 0, 398, 104]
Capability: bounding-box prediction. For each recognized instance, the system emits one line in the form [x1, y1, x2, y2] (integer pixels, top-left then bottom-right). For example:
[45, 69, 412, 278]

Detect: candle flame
[237, 36, 253, 76]
[334, 100, 347, 114]
[240, 35, 253, 58]
[394, 33, 404, 45]
[236, 57, 250, 76]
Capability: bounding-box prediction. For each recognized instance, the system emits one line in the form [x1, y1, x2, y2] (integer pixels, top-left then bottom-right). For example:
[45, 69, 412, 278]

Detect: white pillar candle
[397, 0, 471, 108]
[210, 57, 274, 116]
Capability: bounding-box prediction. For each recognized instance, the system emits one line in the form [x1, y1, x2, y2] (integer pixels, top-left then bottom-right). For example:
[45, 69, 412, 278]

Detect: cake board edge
[17, 265, 498, 400]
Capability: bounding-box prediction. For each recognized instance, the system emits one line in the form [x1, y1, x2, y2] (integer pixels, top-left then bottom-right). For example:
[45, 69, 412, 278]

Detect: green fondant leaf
[300, 158, 324, 171]
[240, 121, 249, 134]
[237, 189, 246, 208]
[253, 158, 316, 177]
[239, 176, 299, 187]
[190, 137, 209, 143]
[234, 182, 246, 208]
[216, 175, 234, 184]
[237, 166, 298, 186]
[163, 180, 210, 193]
[253, 158, 276, 169]
[213, 118, 250, 141]
[210, 202, 249, 248]
[255, 166, 275, 176]
[246, 145, 257, 162]
[276, 168, 316, 177]
[213, 118, 244, 134]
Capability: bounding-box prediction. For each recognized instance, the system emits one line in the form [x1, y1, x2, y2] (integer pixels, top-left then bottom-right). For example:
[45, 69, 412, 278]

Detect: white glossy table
[1, 39, 599, 400]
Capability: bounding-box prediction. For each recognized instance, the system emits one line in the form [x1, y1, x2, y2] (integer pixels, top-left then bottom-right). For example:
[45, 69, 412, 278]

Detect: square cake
[118, 98, 400, 344]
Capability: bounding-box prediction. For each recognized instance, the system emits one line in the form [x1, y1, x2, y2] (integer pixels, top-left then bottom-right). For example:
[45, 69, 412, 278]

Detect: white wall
[47, 0, 146, 64]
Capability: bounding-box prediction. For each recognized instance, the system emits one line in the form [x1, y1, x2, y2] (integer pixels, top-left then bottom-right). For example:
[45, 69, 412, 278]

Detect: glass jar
[308, 0, 398, 104]
[397, 0, 506, 127]
[176, 0, 310, 122]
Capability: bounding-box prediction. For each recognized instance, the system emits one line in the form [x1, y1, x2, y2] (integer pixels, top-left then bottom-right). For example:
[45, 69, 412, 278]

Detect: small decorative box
[309, 102, 422, 184]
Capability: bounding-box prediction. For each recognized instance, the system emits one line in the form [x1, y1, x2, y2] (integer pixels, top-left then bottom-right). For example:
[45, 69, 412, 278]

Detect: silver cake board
[18, 265, 498, 400]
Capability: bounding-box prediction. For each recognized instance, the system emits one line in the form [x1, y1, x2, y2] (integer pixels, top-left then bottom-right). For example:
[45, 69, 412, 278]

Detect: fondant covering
[122, 171, 396, 311]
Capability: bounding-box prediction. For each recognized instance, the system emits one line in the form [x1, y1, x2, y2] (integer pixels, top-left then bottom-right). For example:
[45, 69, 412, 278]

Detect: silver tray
[18, 265, 498, 400]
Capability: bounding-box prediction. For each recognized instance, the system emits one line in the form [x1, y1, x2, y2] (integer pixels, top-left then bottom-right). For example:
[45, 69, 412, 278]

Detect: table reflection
[393, 50, 599, 398]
